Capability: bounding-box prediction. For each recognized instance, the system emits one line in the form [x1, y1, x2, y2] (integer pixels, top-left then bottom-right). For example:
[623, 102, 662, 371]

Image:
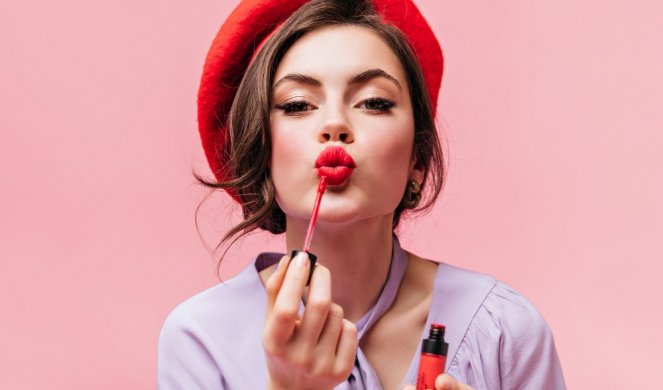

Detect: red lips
[315, 146, 356, 185]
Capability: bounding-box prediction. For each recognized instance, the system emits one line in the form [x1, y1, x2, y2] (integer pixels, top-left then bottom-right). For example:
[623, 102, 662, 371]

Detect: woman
[157, 0, 566, 389]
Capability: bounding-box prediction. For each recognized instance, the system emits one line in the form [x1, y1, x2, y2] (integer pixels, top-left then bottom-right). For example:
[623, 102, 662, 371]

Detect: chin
[277, 184, 400, 226]
[318, 200, 398, 227]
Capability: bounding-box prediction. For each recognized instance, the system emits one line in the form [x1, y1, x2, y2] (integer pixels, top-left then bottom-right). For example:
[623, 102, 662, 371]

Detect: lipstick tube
[416, 323, 449, 390]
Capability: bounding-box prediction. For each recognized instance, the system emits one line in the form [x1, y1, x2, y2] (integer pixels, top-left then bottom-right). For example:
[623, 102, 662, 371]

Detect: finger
[264, 251, 311, 345]
[333, 319, 358, 378]
[265, 255, 290, 314]
[297, 265, 332, 346]
[317, 303, 344, 352]
[435, 374, 455, 390]
[435, 374, 473, 390]
[401, 386, 416, 390]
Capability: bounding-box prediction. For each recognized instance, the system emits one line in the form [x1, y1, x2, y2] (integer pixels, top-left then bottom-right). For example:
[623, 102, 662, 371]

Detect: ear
[408, 153, 425, 184]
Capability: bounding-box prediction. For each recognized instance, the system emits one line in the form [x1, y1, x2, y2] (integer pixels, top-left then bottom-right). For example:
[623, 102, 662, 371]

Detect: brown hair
[195, 0, 445, 268]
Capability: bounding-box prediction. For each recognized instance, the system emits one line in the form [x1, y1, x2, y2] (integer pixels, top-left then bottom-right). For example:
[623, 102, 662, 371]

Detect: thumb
[401, 385, 416, 390]
[435, 374, 472, 390]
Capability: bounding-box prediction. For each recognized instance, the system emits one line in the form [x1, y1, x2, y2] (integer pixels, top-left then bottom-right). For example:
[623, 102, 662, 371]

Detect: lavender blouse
[157, 239, 565, 389]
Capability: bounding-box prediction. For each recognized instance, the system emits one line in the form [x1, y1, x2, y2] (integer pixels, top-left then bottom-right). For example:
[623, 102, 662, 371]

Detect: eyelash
[274, 97, 396, 115]
[359, 97, 396, 112]
[274, 101, 315, 114]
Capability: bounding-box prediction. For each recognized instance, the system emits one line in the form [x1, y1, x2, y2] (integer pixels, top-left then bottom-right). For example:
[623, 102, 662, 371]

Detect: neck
[286, 215, 395, 322]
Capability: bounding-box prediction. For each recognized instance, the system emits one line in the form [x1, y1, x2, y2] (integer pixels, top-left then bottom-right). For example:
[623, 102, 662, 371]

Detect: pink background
[1, 0, 661, 388]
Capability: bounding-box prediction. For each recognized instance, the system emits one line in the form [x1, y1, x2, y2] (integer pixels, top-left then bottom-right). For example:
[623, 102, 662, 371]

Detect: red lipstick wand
[303, 176, 327, 252]
[291, 176, 327, 285]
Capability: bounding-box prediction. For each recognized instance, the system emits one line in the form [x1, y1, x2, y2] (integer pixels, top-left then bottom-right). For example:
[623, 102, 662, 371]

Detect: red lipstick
[315, 146, 356, 185]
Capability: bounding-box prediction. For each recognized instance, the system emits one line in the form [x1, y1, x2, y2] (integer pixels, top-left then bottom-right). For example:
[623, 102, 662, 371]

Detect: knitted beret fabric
[197, 0, 443, 197]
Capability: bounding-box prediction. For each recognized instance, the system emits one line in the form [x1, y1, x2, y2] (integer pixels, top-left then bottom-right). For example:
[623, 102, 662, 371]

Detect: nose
[318, 113, 354, 144]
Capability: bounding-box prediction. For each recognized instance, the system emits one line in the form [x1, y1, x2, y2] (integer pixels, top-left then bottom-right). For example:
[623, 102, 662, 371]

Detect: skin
[259, 25, 475, 390]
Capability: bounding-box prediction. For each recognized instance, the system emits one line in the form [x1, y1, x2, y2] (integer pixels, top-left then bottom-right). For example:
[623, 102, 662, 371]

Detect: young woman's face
[269, 25, 421, 226]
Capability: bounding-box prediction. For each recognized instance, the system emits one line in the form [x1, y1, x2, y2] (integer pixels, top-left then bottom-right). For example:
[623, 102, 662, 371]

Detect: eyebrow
[272, 68, 402, 91]
[349, 68, 402, 91]
[273, 74, 321, 90]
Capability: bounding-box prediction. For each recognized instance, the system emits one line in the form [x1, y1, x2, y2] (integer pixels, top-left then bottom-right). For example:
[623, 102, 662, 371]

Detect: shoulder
[482, 280, 552, 339]
[160, 251, 281, 330]
[433, 263, 550, 339]
[157, 263, 269, 388]
[469, 278, 556, 357]
[159, 263, 266, 342]
[431, 263, 566, 389]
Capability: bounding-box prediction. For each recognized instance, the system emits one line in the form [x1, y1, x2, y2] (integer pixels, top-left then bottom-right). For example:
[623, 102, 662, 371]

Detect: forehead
[274, 24, 407, 84]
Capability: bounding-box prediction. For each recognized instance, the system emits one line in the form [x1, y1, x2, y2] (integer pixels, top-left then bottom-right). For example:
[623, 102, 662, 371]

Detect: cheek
[271, 132, 297, 168]
[269, 118, 305, 172]
[364, 117, 414, 172]
[359, 118, 415, 207]
[269, 119, 313, 213]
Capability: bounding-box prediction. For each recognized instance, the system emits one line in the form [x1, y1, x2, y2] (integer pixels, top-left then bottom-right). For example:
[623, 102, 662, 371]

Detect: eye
[357, 97, 396, 112]
[274, 100, 316, 115]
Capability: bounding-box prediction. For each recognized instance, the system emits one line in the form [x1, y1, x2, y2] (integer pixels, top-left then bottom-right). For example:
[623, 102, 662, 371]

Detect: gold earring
[402, 180, 422, 209]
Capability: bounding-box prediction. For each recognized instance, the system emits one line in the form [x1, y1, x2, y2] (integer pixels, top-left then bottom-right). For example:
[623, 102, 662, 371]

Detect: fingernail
[291, 250, 317, 285]
[293, 251, 309, 268]
[275, 256, 286, 272]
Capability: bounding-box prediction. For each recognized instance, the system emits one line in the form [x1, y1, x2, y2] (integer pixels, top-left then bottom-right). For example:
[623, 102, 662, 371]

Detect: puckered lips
[315, 146, 356, 186]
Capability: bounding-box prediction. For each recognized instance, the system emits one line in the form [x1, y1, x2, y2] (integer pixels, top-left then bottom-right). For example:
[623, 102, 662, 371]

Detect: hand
[262, 252, 358, 390]
[403, 374, 475, 390]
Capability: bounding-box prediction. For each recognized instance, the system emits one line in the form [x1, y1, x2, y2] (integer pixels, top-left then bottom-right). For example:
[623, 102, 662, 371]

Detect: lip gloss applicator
[303, 176, 327, 253]
[290, 176, 327, 284]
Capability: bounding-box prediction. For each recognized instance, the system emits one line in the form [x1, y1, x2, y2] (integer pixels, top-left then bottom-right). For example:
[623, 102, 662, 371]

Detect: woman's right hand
[262, 252, 358, 390]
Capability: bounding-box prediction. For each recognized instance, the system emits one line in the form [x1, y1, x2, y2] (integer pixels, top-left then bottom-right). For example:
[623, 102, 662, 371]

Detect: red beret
[197, 0, 443, 200]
